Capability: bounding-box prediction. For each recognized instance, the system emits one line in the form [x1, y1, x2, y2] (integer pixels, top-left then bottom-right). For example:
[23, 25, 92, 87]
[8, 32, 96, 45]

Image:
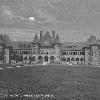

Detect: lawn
[0, 64, 100, 100]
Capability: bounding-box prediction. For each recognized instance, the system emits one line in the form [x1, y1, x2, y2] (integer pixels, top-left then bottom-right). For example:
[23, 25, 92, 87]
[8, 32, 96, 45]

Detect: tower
[0, 35, 5, 63]
[84, 35, 100, 65]
[40, 31, 43, 44]
[83, 46, 91, 65]
[53, 34, 62, 63]
[33, 33, 40, 54]
[2, 34, 13, 63]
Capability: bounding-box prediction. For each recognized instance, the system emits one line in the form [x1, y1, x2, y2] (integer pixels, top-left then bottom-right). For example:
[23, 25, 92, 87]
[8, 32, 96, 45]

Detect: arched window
[71, 58, 75, 61]
[31, 56, 35, 61]
[76, 58, 79, 61]
[44, 56, 48, 62]
[38, 56, 43, 61]
[73, 52, 76, 55]
[67, 58, 70, 62]
[80, 58, 84, 61]
[50, 56, 54, 60]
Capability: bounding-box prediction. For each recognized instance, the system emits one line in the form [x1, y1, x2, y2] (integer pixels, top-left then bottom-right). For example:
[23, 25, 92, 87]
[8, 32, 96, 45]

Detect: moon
[28, 17, 35, 22]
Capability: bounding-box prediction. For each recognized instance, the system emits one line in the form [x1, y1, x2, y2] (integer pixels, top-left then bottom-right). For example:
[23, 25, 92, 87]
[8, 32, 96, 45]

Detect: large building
[1, 31, 100, 65]
[13, 31, 61, 64]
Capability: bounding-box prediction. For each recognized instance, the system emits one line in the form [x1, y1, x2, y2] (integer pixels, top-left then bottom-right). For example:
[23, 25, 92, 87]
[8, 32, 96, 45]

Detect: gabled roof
[33, 34, 40, 44]
[54, 34, 61, 44]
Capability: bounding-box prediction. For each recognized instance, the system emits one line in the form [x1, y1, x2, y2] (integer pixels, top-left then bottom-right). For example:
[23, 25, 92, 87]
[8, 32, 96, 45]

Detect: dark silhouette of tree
[61, 57, 66, 62]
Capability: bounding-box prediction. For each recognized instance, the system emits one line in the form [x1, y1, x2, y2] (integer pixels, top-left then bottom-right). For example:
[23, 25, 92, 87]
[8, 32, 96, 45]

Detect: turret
[0, 34, 13, 64]
[52, 31, 55, 41]
[40, 31, 43, 44]
[83, 35, 100, 65]
[53, 33, 61, 48]
[32, 33, 40, 54]
[53, 34, 62, 63]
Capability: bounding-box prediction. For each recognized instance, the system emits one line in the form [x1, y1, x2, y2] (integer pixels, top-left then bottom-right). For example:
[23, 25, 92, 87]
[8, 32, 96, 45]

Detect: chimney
[40, 31, 43, 40]
[52, 31, 55, 40]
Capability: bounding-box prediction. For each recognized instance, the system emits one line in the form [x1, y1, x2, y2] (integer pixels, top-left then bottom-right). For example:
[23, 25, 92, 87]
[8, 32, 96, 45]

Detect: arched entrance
[67, 58, 70, 62]
[38, 56, 43, 62]
[44, 56, 48, 62]
[50, 56, 54, 61]
[31, 56, 35, 61]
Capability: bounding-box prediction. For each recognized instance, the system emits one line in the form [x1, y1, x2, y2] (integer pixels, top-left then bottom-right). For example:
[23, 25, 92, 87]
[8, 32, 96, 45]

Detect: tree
[61, 57, 66, 62]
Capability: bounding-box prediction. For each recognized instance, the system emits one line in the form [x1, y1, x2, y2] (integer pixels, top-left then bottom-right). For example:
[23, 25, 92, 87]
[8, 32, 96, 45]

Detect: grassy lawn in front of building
[0, 64, 100, 100]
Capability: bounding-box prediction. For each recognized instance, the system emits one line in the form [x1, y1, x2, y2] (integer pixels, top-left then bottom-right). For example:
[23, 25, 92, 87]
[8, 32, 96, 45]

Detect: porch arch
[38, 56, 43, 61]
[44, 56, 49, 62]
[50, 56, 54, 61]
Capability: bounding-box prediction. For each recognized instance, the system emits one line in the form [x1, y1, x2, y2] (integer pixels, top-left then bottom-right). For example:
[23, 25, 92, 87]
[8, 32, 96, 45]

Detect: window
[78, 52, 80, 55]
[71, 52, 73, 55]
[71, 58, 75, 61]
[75, 52, 77, 55]
[80, 58, 84, 61]
[76, 58, 79, 61]
[66, 52, 68, 55]
[80, 52, 82, 55]
[24, 57, 27, 60]
[73, 52, 76, 55]
[38, 56, 43, 61]
[23, 44, 26, 48]
[69, 52, 71, 55]
[82, 52, 84, 55]
[62, 52, 66, 55]
[67, 58, 70, 62]
[50, 56, 54, 60]
[27, 45, 30, 48]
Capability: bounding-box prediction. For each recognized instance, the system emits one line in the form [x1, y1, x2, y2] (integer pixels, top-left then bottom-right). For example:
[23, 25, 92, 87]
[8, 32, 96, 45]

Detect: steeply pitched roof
[0, 35, 5, 44]
[86, 35, 100, 46]
[42, 31, 53, 46]
[54, 34, 61, 44]
[33, 34, 40, 44]
[43, 31, 53, 41]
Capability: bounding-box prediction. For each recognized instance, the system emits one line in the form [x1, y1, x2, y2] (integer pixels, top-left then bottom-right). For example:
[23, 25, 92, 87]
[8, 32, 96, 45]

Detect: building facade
[1, 31, 100, 65]
[13, 31, 61, 64]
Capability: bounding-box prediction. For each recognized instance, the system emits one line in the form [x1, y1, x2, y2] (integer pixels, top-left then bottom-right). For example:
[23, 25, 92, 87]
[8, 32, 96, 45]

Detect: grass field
[0, 64, 100, 100]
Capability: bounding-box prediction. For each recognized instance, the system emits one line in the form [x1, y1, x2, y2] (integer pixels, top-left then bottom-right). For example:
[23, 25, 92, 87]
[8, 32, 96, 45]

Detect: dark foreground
[0, 64, 100, 100]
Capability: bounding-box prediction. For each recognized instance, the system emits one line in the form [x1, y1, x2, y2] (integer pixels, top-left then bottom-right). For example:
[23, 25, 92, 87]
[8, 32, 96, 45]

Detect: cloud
[0, 5, 27, 22]
[34, 8, 55, 23]
[0, 0, 100, 41]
